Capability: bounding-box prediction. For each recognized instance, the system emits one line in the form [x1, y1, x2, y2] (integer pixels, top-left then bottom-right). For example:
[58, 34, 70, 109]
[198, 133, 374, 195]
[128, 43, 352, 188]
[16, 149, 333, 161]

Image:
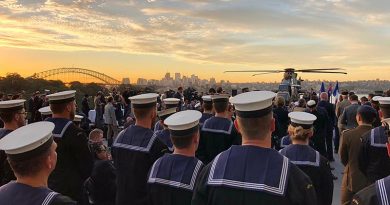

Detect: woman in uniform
[280, 111, 334, 205]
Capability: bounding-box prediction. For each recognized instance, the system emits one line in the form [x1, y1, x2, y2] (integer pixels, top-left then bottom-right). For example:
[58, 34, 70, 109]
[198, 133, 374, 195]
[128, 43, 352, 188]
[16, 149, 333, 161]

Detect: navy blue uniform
[359, 126, 390, 183]
[352, 175, 390, 205]
[280, 144, 333, 205]
[199, 113, 213, 126]
[46, 117, 93, 202]
[280, 135, 292, 149]
[112, 125, 168, 205]
[147, 154, 203, 205]
[154, 129, 174, 152]
[0, 129, 14, 186]
[197, 117, 241, 164]
[192, 145, 317, 205]
[153, 121, 163, 132]
[0, 181, 75, 205]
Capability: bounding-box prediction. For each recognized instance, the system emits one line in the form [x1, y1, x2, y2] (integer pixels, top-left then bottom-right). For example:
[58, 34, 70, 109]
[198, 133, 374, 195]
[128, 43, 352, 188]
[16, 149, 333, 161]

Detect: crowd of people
[0, 85, 390, 205]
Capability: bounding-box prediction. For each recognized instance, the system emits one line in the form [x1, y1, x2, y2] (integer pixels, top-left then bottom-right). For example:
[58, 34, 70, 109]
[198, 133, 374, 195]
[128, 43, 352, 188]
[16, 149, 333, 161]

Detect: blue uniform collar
[201, 116, 233, 135]
[370, 126, 387, 148]
[148, 154, 203, 191]
[207, 145, 290, 196]
[0, 128, 13, 139]
[279, 144, 320, 167]
[376, 175, 390, 205]
[45, 118, 73, 138]
[280, 135, 291, 148]
[113, 125, 157, 153]
[155, 129, 174, 152]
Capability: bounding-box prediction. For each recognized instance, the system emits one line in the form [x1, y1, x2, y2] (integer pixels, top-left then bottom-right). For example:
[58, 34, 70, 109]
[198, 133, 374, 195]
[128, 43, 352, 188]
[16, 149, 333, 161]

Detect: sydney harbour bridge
[29, 68, 122, 85]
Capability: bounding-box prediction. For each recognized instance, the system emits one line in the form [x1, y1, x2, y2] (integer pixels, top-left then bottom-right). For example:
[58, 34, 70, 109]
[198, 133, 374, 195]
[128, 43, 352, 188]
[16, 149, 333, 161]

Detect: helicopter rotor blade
[295, 68, 344, 71]
[252, 72, 281, 76]
[224, 70, 283, 73]
[297, 70, 347, 74]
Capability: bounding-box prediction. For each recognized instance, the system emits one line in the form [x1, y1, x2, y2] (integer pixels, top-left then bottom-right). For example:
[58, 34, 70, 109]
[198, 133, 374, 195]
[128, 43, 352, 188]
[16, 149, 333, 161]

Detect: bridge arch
[29, 68, 121, 85]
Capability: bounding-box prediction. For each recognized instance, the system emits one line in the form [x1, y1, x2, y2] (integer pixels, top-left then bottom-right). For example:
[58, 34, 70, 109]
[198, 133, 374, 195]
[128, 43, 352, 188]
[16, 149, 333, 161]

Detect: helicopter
[225, 68, 347, 102]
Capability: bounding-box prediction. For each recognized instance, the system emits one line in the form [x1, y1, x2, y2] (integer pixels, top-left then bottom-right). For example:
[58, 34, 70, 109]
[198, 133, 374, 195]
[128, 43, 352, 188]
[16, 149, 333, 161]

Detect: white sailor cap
[229, 91, 276, 118]
[372, 96, 381, 102]
[211, 94, 230, 103]
[0, 121, 54, 161]
[38, 106, 52, 115]
[378, 97, 390, 108]
[163, 98, 180, 105]
[47, 90, 76, 104]
[157, 107, 177, 121]
[307, 100, 317, 108]
[202, 95, 212, 102]
[289, 112, 317, 129]
[0, 99, 26, 112]
[74, 114, 84, 122]
[129, 93, 158, 108]
[164, 110, 202, 136]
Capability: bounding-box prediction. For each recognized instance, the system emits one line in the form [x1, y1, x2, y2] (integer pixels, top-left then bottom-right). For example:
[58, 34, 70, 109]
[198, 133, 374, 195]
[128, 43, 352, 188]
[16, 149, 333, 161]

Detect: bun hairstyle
[288, 124, 313, 141]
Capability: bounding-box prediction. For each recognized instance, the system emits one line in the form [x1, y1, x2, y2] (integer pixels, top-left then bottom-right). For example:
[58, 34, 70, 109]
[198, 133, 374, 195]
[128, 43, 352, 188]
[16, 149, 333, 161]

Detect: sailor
[154, 107, 177, 152]
[280, 135, 292, 148]
[199, 95, 214, 126]
[280, 112, 333, 205]
[45, 90, 93, 202]
[153, 98, 180, 132]
[192, 91, 317, 205]
[197, 94, 241, 164]
[351, 175, 390, 205]
[112, 93, 168, 205]
[0, 99, 26, 186]
[39, 106, 52, 120]
[359, 97, 390, 184]
[306, 99, 330, 157]
[148, 110, 204, 205]
[0, 121, 76, 204]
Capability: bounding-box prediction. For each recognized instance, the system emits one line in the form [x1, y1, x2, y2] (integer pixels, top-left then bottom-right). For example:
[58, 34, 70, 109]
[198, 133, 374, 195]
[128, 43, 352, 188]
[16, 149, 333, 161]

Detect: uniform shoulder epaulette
[342, 129, 352, 134]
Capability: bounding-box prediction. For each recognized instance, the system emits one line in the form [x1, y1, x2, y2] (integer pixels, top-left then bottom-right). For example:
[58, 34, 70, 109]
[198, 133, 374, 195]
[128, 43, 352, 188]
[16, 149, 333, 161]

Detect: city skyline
[1, 0, 390, 83]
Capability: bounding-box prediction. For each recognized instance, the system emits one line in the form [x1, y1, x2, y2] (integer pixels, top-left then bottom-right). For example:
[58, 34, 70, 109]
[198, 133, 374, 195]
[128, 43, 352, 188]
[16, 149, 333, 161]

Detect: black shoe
[334, 150, 338, 154]
[332, 174, 338, 180]
[329, 158, 335, 162]
[330, 166, 335, 170]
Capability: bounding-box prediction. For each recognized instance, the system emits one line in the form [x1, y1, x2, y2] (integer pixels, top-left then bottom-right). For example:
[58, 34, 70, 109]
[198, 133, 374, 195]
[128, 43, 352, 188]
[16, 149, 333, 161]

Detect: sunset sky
[1, 0, 390, 83]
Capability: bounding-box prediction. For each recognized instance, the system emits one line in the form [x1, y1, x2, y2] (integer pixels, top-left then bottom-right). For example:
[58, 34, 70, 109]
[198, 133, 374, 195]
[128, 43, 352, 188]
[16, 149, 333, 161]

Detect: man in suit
[336, 91, 351, 119]
[104, 96, 118, 145]
[318, 92, 336, 161]
[339, 105, 376, 205]
[339, 94, 360, 133]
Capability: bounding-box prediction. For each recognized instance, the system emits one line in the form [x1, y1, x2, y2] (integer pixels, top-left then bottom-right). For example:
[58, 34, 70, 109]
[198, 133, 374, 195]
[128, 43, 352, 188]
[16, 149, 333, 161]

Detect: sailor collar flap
[370, 126, 387, 148]
[113, 125, 157, 153]
[207, 146, 289, 196]
[148, 154, 203, 191]
[280, 144, 320, 167]
[45, 118, 73, 138]
[376, 175, 390, 205]
[201, 117, 233, 135]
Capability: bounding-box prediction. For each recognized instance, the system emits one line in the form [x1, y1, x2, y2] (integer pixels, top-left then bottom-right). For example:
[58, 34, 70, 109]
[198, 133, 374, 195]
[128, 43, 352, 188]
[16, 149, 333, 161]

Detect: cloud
[0, 0, 390, 72]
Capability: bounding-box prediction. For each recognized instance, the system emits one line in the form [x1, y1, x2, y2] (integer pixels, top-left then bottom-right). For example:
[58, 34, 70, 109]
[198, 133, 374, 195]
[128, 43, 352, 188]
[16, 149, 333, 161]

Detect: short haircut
[170, 131, 197, 149]
[203, 102, 212, 111]
[133, 106, 156, 120]
[368, 93, 375, 99]
[360, 96, 368, 102]
[0, 110, 20, 123]
[237, 112, 273, 140]
[89, 128, 103, 142]
[349, 94, 358, 101]
[107, 96, 113, 103]
[274, 96, 285, 107]
[50, 102, 70, 114]
[298, 98, 306, 107]
[213, 101, 228, 113]
[8, 148, 50, 177]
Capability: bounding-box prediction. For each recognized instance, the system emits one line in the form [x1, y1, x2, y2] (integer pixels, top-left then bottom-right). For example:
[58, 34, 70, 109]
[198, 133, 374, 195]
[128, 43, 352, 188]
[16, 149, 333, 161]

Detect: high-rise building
[137, 78, 148, 85]
[175, 73, 181, 81]
[165, 72, 171, 79]
[122, 78, 130, 85]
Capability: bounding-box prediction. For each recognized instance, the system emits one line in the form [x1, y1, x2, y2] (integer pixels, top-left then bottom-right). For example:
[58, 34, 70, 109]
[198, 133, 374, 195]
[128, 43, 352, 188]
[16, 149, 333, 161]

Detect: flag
[333, 81, 339, 97]
[320, 82, 326, 93]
